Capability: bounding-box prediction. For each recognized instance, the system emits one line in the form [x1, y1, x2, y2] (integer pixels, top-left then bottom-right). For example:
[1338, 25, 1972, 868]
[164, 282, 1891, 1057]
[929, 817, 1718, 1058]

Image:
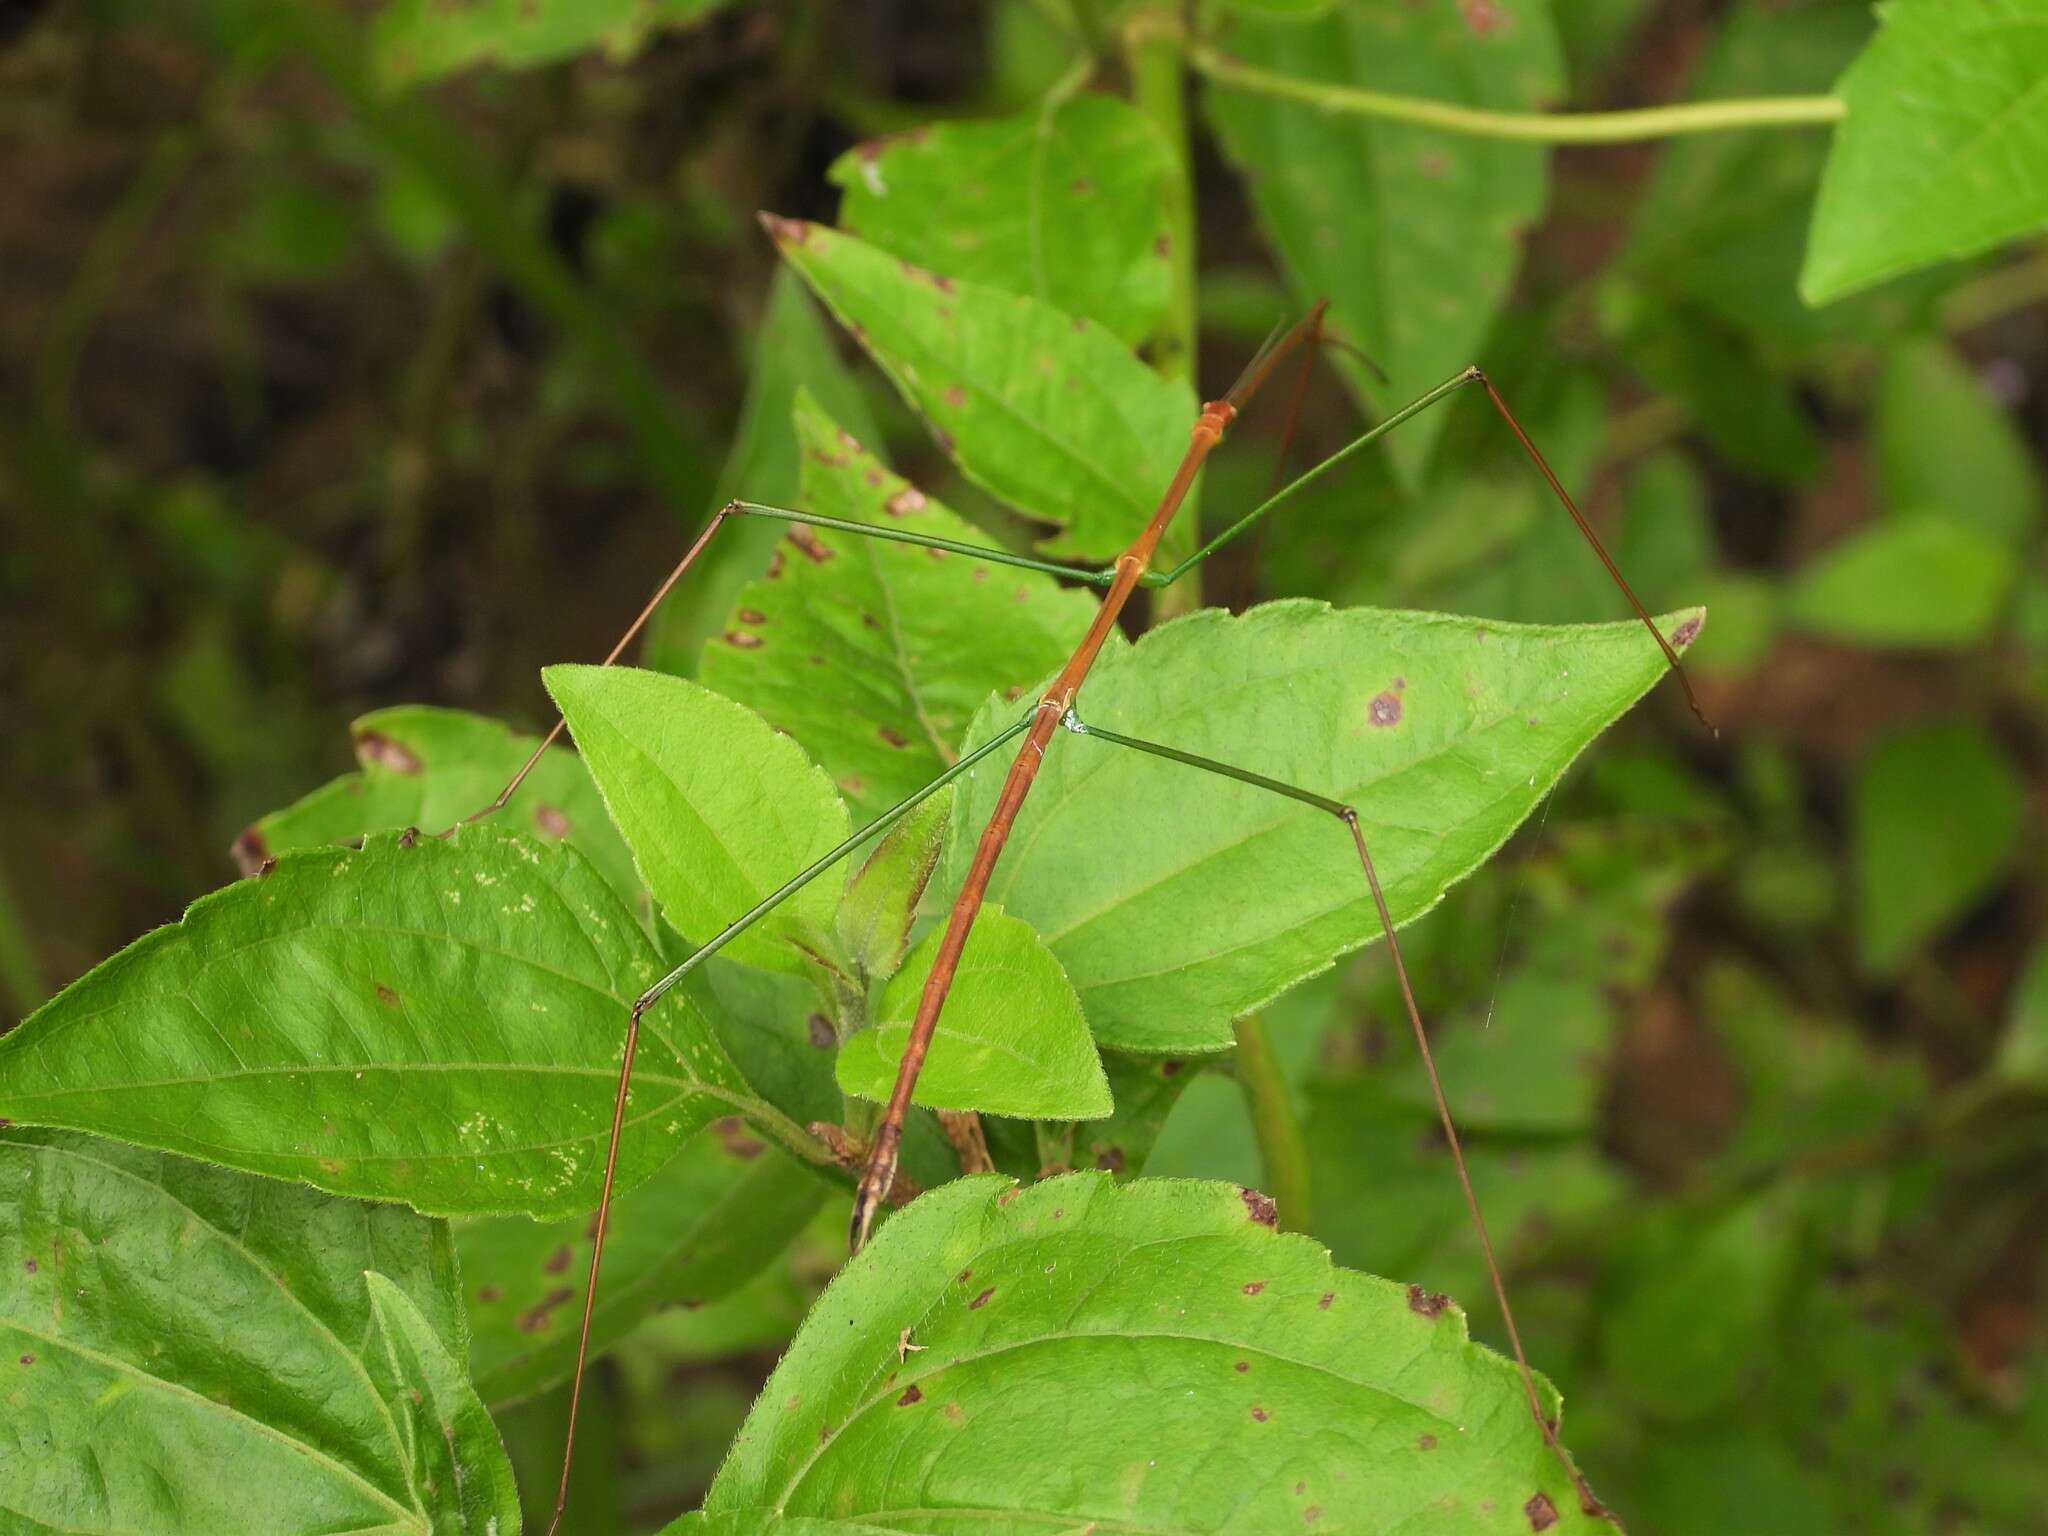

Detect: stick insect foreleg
[1055, 705, 1603, 1518]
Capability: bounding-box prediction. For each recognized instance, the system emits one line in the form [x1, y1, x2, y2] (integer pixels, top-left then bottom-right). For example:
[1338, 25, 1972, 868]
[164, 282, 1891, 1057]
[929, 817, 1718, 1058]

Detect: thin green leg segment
[635, 712, 1033, 1012]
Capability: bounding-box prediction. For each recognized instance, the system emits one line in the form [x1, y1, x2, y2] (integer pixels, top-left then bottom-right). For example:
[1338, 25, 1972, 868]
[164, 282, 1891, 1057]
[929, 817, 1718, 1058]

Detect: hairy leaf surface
[676, 1174, 1604, 1534]
[766, 218, 1195, 560]
[0, 1129, 518, 1536]
[700, 397, 1096, 818]
[0, 829, 747, 1217]
[830, 93, 1174, 345]
[547, 664, 851, 974]
[836, 905, 1112, 1120]
[949, 600, 1701, 1051]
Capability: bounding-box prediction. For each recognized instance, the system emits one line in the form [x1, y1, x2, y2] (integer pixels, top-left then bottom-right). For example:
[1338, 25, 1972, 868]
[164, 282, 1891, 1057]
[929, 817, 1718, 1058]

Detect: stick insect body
[462, 299, 1698, 1532]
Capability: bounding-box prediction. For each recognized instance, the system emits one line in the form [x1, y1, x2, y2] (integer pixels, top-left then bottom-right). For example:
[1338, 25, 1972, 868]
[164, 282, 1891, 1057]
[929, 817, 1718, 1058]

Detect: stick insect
[455, 287, 1703, 1533]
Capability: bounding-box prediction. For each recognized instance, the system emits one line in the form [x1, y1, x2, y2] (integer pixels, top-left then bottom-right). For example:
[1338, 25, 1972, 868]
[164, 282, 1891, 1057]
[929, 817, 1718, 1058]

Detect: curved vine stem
[1189, 44, 1844, 144]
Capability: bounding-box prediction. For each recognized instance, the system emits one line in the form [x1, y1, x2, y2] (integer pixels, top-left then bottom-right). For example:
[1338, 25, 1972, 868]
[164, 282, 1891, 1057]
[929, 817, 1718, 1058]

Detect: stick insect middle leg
[1055, 704, 1605, 1518]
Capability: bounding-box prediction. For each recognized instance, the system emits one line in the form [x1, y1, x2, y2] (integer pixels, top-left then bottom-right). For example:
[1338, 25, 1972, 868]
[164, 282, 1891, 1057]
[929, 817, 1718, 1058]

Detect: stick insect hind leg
[1054, 706, 1606, 1518]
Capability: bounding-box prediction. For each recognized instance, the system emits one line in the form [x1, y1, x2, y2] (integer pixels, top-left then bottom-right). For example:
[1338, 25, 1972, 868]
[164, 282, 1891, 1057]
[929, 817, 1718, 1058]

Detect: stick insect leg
[1147, 365, 1707, 731]
[542, 712, 1032, 1536]
[1057, 706, 1603, 1517]
[453, 501, 1114, 837]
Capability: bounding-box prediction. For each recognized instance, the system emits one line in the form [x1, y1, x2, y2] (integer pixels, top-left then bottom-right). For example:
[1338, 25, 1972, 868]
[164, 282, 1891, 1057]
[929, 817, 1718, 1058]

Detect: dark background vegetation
[4, 1, 2045, 1530]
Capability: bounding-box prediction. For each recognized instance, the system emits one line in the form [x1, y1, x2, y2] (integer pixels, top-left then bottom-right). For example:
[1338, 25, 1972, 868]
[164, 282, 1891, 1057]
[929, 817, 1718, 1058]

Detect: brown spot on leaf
[926, 545, 948, 561]
[543, 1245, 573, 1275]
[356, 731, 423, 775]
[1160, 1059, 1185, 1077]
[1094, 1145, 1125, 1173]
[1671, 614, 1702, 648]
[1418, 1433, 1437, 1451]
[969, 1286, 996, 1310]
[1070, 176, 1095, 194]
[878, 726, 909, 748]
[1525, 1493, 1559, 1531]
[375, 984, 399, 1008]
[861, 612, 881, 629]
[532, 802, 571, 838]
[738, 608, 767, 625]
[944, 1400, 965, 1422]
[1408, 1284, 1450, 1318]
[943, 385, 967, 409]
[515, 1287, 575, 1333]
[1240, 1187, 1278, 1227]
[1154, 232, 1172, 258]
[787, 528, 833, 564]
[957, 1269, 973, 1284]
[23, 1259, 37, 1274]
[1370, 690, 1403, 727]
[1304, 1506, 1322, 1524]
[1319, 1292, 1335, 1310]
[886, 488, 926, 517]
[766, 550, 787, 579]
[1251, 1406, 1269, 1422]
[231, 827, 269, 876]
[477, 1285, 502, 1303]
[1243, 1282, 1265, 1296]
[17, 1355, 32, 1366]
[808, 1012, 835, 1049]
[864, 468, 884, 487]
[898, 1384, 923, 1406]
[1234, 1360, 1250, 1374]
[714, 1117, 766, 1160]
[725, 631, 763, 649]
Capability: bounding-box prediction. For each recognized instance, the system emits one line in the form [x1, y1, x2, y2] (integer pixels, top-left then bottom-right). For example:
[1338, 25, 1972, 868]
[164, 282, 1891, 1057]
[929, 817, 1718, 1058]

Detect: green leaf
[545, 664, 851, 974]
[837, 905, 1112, 1120]
[678, 1174, 1604, 1533]
[1994, 942, 2048, 1081]
[830, 93, 1175, 346]
[1622, 3, 1894, 353]
[834, 788, 953, 981]
[461, 1123, 824, 1408]
[1789, 513, 2015, 649]
[1, 1129, 519, 1536]
[372, 0, 735, 89]
[698, 396, 1098, 819]
[765, 217, 1196, 560]
[647, 267, 884, 675]
[1852, 722, 2025, 976]
[1803, 0, 2048, 304]
[364, 1271, 525, 1533]
[949, 600, 1702, 1052]
[1204, 0, 1563, 480]
[0, 828, 749, 1217]
[240, 704, 643, 909]
[1876, 338, 2042, 546]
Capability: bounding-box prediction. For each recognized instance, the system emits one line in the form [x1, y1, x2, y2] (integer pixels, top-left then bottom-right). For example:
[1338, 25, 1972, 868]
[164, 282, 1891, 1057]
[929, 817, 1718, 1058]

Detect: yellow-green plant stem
[1191, 44, 1843, 144]
[1232, 1012, 1311, 1232]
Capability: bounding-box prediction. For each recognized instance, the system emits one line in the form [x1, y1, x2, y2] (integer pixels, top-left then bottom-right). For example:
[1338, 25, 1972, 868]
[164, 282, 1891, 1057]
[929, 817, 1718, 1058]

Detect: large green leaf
[699, 396, 1097, 819]
[372, 0, 735, 89]
[676, 1174, 1604, 1533]
[545, 663, 851, 974]
[1203, 0, 1563, 481]
[239, 703, 643, 909]
[765, 217, 1196, 560]
[830, 93, 1174, 346]
[1852, 722, 2025, 976]
[948, 600, 1700, 1051]
[1, 1129, 519, 1535]
[836, 905, 1112, 1120]
[461, 1125, 824, 1408]
[1803, 0, 2048, 304]
[0, 828, 750, 1218]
